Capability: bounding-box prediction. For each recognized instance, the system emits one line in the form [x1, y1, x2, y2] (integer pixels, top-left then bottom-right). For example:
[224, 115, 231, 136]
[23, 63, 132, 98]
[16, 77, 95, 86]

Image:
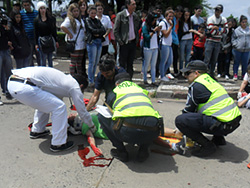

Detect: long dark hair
[145, 12, 157, 32]
[179, 8, 191, 30]
[10, 10, 24, 32]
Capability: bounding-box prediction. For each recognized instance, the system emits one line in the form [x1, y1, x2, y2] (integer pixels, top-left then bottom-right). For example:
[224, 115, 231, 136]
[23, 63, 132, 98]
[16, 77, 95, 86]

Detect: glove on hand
[237, 92, 242, 99]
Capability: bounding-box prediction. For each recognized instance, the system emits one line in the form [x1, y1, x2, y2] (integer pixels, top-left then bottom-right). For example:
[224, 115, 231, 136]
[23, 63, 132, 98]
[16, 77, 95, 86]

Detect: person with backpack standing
[142, 13, 161, 86]
[158, 9, 174, 82]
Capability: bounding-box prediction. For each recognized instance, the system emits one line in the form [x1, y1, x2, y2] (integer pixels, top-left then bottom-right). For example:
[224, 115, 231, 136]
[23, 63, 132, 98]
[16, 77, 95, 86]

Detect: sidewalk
[53, 56, 242, 100]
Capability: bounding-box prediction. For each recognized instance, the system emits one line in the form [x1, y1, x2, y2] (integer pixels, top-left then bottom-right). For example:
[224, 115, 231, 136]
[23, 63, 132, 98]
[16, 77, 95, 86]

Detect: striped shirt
[207, 15, 228, 42]
[20, 9, 38, 40]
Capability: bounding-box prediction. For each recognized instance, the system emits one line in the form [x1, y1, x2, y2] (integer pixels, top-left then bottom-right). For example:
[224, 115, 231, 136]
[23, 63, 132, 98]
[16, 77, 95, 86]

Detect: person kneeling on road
[98, 72, 163, 162]
[172, 60, 241, 157]
[7, 67, 96, 152]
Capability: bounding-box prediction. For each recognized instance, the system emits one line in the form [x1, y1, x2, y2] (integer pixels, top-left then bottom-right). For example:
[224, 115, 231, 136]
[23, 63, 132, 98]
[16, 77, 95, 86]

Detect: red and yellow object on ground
[154, 136, 195, 148]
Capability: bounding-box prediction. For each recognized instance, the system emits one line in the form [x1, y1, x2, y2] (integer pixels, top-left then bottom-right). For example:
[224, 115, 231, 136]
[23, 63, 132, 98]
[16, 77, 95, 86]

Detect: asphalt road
[0, 58, 249, 188]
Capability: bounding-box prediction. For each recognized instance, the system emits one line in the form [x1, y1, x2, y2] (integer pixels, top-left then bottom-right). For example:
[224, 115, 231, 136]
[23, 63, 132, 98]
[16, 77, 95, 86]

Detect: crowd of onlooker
[1, 0, 250, 105]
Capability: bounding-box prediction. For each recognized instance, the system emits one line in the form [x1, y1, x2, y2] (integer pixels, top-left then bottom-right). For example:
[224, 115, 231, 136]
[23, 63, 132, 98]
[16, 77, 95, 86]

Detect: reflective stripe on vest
[195, 74, 241, 122]
[198, 93, 229, 113]
[112, 81, 161, 120]
[117, 102, 154, 112]
[113, 93, 148, 109]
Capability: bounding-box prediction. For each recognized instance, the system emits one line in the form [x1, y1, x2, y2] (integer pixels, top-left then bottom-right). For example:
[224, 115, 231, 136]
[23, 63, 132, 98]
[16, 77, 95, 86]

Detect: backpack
[159, 20, 168, 49]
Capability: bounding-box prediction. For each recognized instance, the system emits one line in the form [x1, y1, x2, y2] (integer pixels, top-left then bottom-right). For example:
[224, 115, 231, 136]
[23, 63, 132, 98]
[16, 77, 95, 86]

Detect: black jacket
[10, 22, 31, 59]
[85, 17, 106, 44]
[0, 25, 11, 51]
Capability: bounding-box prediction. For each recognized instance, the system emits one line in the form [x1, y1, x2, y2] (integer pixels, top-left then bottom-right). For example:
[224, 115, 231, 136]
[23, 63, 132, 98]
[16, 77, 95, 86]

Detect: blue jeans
[180, 39, 193, 69]
[87, 39, 102, 84]
[0, 50, 12, 94]
[15, 56, 30, 69]
[232, 49, 250, 77]
[204, 41, 221, 76]
[39, 51, 53, 67]
[143, 48, 158, 83]
[38, 38, 53, 67]
[160, 45, 173, 78]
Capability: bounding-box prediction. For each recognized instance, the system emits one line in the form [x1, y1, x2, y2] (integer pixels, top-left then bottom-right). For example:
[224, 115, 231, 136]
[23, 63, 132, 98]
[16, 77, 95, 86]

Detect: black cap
[214, 4, 223, 12]
[180, 60, 208, 73]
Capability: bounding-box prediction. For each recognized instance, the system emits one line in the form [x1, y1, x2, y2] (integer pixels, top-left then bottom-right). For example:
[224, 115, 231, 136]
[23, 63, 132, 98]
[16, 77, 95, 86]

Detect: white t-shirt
[61, 17, 85, 50]
[150, 31, 158, 49]
[243, 72, 250, 83]
[181, 23, 193, 40]
[238, 94, 250, 108]
[97, 14, 112, 46]
[12, 67, 94, 127]
[159, 19, 172, 46]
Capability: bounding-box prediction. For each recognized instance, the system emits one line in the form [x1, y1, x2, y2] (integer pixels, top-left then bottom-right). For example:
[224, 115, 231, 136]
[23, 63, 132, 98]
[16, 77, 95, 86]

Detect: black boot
[136, 145, 150, 162]
[110, 148, 129, 162]
[191, 136, 216, 157]
[212, 135, 226, 146]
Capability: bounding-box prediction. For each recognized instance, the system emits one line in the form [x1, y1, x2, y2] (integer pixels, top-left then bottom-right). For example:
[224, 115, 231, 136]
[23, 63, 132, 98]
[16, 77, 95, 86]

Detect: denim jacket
[114, 9, 140, 46]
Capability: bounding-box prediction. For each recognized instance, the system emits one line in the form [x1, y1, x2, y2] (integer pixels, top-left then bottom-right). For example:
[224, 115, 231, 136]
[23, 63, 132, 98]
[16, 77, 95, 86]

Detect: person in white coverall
[7, 67, 96, 152]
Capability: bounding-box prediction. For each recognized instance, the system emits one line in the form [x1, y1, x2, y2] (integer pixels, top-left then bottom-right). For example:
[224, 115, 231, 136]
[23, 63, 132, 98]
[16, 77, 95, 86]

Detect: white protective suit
[7, 67, 94, 145]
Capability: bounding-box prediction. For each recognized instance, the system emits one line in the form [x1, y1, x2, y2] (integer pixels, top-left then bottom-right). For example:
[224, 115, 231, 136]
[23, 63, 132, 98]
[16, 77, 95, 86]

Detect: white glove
[237, 92, 242, 99]
[90, 125, 97, 133]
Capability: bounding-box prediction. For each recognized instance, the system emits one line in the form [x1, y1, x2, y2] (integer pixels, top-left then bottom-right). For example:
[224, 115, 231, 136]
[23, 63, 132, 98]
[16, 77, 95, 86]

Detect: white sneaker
[225, 75, 229, 80]
[0, 99, 3, 106]
[167, 73, 175, 80]
[217, 74, 221, 78]
[161, 76, 170, 82]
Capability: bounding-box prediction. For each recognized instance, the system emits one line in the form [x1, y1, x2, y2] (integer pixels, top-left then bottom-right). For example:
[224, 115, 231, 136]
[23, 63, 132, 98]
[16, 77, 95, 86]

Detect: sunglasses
[184, 71, 195, 76]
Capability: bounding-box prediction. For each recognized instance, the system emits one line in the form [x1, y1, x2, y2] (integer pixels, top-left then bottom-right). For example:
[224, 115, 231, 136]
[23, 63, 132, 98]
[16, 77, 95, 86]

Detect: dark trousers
[217, 52, 231, 76]
[192, 46, 204, 61]
[172, 43, 179, 74]
[101, 45, 108, 57]
[175, 113, 241, 143]
[119, 41, 136, 78]
[98, 114, 159, 151]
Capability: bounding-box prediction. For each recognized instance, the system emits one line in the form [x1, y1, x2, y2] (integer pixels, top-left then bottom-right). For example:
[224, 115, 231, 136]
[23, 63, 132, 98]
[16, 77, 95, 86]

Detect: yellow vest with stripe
[112, 81, 161, 120]
[194, 74, 241, 122]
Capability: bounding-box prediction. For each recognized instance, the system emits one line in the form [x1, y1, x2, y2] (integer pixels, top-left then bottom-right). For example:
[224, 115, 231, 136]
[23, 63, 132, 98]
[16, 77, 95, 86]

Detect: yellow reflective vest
[194, 74, 241, 122]
[112, 81, 161, 120]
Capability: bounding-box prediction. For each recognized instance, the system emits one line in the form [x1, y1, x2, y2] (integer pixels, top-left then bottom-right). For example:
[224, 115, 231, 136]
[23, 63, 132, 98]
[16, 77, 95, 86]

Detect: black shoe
[50, 141, 74, 152]
[151, 82, 159, 87]
[110, 148, 129, 162]
[212, 136, 226, 146]
[191, 142, 216, 157]
[144, 81, 149, 85]
[5, 93, 13, 100]
[30, 129, 50, 139]
[136, 146, 150, 162]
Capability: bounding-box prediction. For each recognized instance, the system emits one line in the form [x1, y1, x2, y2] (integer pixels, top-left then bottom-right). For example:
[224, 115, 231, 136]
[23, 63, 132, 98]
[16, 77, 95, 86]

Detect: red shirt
[193, 31, 206, 49]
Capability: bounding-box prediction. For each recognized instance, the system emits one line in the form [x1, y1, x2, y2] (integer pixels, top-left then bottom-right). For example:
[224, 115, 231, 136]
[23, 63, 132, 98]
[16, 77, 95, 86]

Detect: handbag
[65, 41, 76, 53]
[65, 25, 81, 53]
[40, 35, 55, 50]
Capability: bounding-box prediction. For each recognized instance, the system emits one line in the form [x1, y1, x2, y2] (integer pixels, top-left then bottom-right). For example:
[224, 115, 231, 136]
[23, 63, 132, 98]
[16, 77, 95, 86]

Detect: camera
[0, 8, 8, 26]
[0, 16, 8, 25]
